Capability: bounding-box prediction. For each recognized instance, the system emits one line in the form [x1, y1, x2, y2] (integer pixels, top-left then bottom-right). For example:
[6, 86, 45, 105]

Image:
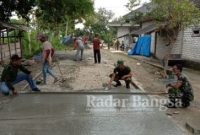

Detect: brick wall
[182, 27, 200, 62]
[145, 21, 200, 63]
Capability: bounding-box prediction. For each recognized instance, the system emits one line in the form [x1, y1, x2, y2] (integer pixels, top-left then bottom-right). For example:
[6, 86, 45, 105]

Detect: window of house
[192, 28, 200, 37]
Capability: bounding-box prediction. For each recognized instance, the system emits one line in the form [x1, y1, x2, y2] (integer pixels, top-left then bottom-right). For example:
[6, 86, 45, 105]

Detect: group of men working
[0, 33, 194, 108]
[73, 34, 101, 63]
[108, 61, 194, 108]
[0, 34, 58, 96]
[0, 33, 102, 96]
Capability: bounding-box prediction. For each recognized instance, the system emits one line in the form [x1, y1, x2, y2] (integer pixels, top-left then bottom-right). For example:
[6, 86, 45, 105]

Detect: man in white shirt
[37, 34, 58, 84]
[74, 37, 84, 61]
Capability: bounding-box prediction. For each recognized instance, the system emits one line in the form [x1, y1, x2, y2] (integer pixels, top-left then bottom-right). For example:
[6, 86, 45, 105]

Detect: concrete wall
[141, 21, 183, 60]
[143, 21, 200, 63]
[182, 27, 200, 62]
[154, 27, 200, 63]
[117, 27, 131, 47]
[150, 32, 155, 54]
[153, 31, 183, 60]
[117, 27, 130, 39]
[154, 34, 170, 59]
[142, 22, 154, 29]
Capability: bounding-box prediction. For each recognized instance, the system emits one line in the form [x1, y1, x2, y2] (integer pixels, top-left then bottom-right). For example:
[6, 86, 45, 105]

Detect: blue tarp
[32, 53, 42, 61]
[61, 35, 73, 45]
[128, 35, 151, 57]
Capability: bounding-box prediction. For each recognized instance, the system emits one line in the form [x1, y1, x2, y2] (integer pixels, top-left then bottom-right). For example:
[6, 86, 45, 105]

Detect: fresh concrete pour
[0, 93, 185, 135]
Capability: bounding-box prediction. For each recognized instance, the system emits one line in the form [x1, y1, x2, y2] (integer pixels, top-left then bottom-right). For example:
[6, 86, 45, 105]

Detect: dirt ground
[32, 49, 167, 93]
[0, 47, 200, 134]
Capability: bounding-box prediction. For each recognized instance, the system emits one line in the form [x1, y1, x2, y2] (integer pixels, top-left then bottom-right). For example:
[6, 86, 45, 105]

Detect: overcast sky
[94, 0, 150, 18]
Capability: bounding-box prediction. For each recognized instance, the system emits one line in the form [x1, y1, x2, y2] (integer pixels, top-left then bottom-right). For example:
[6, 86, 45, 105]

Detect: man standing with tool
[74, 37, 84, 61]
[37, 34, 58, 84]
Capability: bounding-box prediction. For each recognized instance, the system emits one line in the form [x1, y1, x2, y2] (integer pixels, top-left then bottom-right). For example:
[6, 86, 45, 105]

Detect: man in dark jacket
[0, 54, 40, 96]
[108, 60, 132, 89]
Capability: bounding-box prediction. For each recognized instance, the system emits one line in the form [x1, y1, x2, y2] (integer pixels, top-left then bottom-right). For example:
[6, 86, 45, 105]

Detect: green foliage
[0, 0, 35, 22]
[126, 0, 141, 11]
[74, 28, 86, 37]
[22, 30, 71, 58]
[22, 31, 41, 58]
[149, 0, 200, 42]
[84, 8, 116, 43]
[150, 0, 200, 29]
[35, 0, 94, 32]
[50, 36, 69, 51]
[101, 29, 116, 44]
[146, 0, 200, 74]
[124, 11, 144, 24]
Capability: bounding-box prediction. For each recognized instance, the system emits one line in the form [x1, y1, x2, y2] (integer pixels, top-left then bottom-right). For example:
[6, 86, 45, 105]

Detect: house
[0, 21, 26, 64]
[109, 3, 153, 48]
[111, 1, 200, 69]
[131, 0, 200, 67]
[108, 22, 139, 48]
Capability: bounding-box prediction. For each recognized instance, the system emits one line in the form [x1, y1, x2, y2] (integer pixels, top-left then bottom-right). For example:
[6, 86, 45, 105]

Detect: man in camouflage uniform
[108, 60, 132, 89]
[166, 64, 194, 108]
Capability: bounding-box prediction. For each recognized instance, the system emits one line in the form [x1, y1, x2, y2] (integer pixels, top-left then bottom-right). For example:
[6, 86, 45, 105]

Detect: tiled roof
[123, 3, 153, 18]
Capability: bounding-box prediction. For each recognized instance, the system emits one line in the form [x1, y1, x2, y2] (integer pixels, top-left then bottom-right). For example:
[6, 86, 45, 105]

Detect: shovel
[54, 57, 66, 83]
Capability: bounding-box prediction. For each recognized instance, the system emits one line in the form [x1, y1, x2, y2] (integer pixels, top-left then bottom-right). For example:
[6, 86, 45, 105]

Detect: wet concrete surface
[0, 93, 185, 135]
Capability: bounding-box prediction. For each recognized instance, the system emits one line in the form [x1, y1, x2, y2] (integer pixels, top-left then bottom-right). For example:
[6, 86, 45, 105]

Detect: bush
[22, 31, 41, 59]
[22, 30, 73, 59]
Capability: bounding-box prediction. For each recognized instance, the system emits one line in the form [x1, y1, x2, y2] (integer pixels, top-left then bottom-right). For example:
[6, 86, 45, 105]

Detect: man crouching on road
[0, 54, 40, 96]
[108, 60, 132, 89]
[166, 64, 194, 108]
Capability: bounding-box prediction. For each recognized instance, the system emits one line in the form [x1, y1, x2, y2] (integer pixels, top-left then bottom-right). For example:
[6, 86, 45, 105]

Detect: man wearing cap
[37, 34, 58, 84]
[0, 54, 40, 96]
[108, 60, 132, 89]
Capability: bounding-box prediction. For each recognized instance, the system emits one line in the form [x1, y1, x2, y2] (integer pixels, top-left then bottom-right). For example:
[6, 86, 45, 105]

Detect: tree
[125, 0, 149, 25]
[35, 0, 94, 33]
[0, 0, 36, 22]
[125, 0, 141, 11]
[84, 8, 116, 43]
[149, 0, 200, 77]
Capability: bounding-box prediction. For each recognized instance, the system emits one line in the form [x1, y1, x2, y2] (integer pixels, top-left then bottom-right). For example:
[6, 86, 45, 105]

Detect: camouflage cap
[117, 60, 124, 65]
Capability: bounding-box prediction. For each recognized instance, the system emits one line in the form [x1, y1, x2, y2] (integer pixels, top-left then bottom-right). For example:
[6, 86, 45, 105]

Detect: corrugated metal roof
[117, 33, 129, 39]
[108, 23, 133, 27]
[0, 21, 28, 31]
